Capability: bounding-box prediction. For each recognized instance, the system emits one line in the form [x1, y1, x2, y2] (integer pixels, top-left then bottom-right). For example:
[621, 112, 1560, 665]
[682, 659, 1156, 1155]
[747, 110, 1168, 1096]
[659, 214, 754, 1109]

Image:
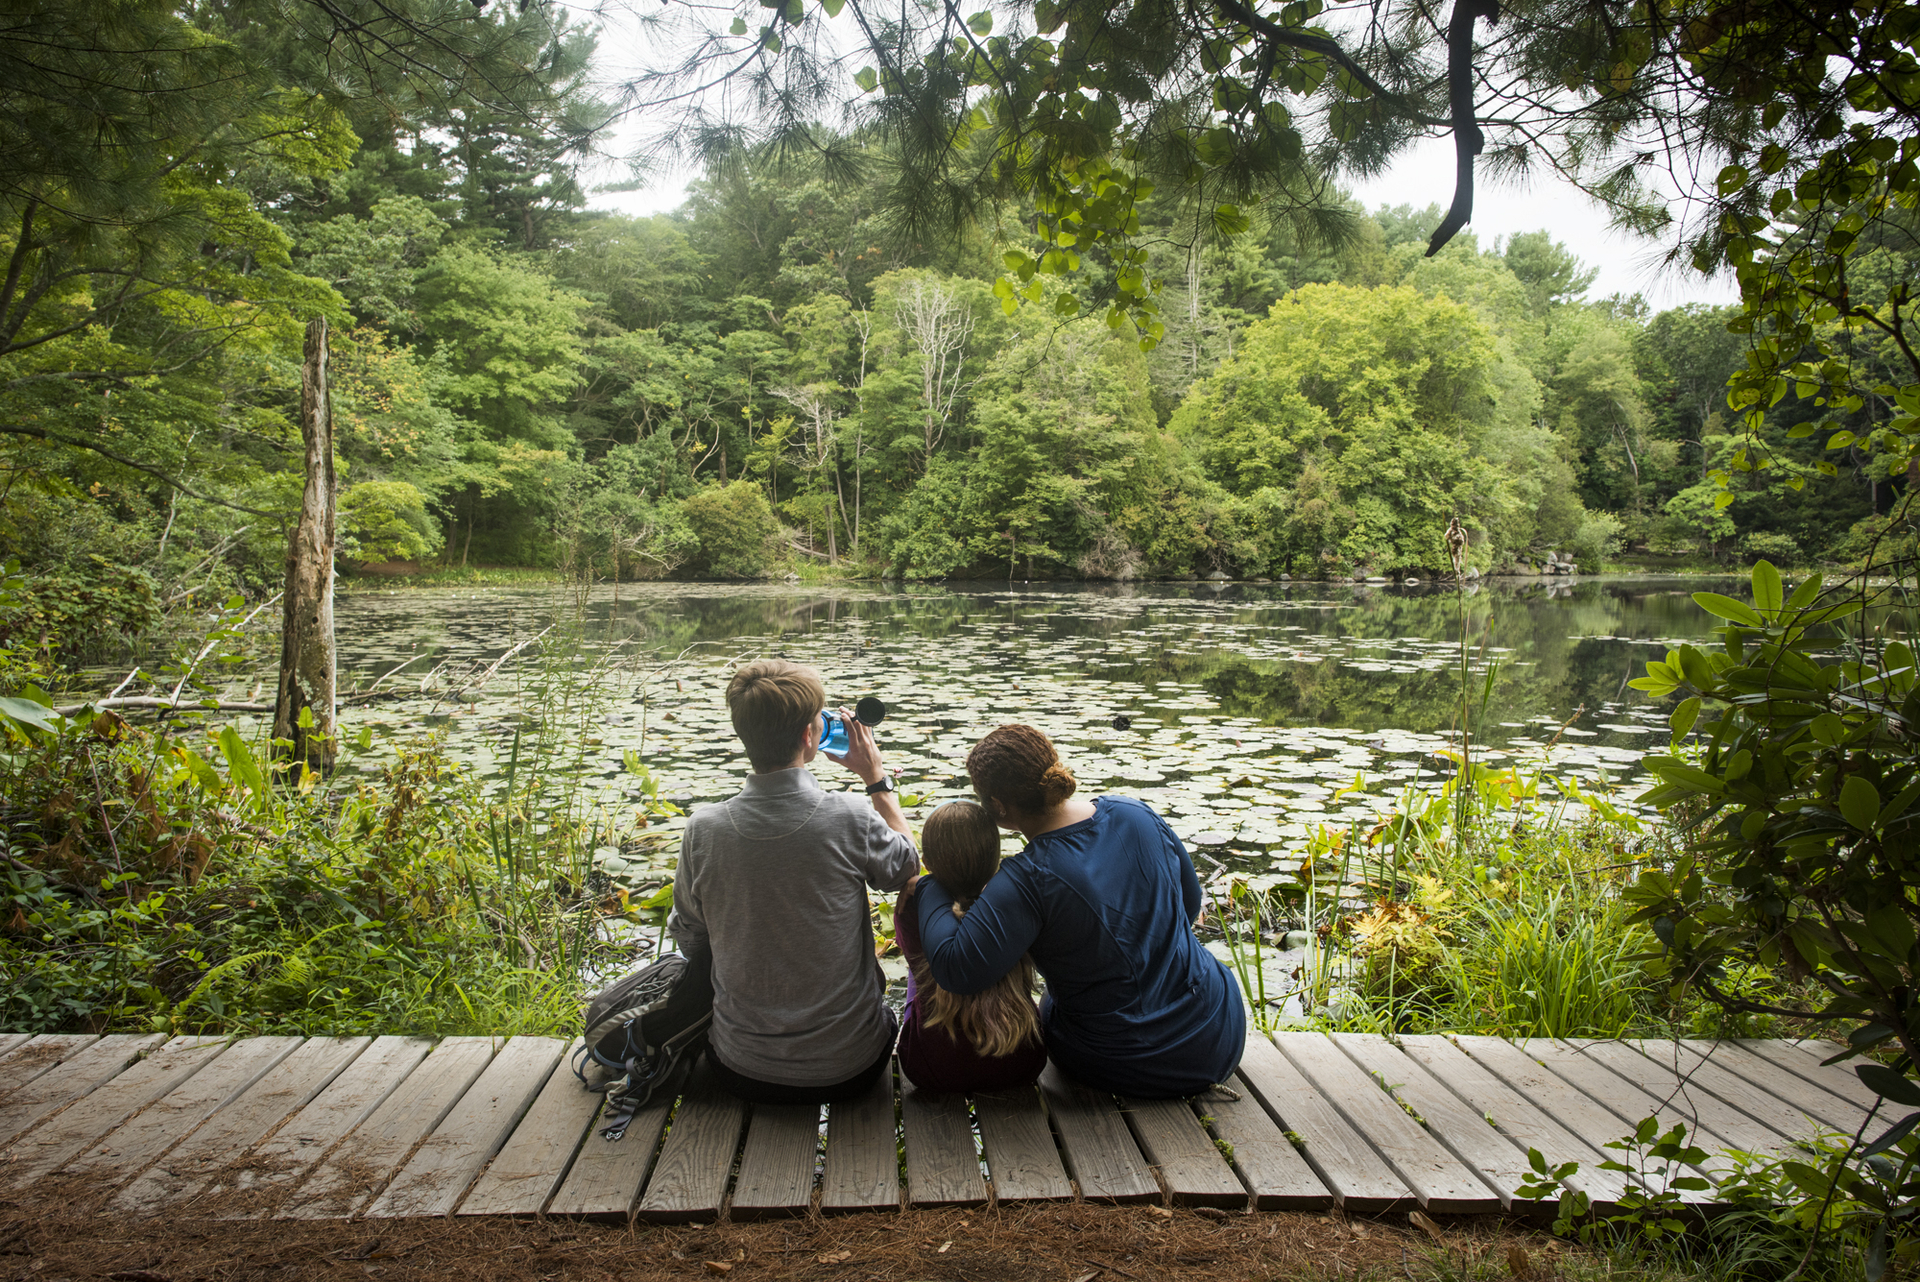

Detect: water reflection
[312, 575, 1741, 846]
[331, 575, 1740, 746]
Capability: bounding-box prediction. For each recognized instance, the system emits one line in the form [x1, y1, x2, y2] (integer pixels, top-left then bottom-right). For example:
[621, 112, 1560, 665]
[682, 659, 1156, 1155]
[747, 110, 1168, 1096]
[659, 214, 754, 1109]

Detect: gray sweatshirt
[668, 766, 918, 1086]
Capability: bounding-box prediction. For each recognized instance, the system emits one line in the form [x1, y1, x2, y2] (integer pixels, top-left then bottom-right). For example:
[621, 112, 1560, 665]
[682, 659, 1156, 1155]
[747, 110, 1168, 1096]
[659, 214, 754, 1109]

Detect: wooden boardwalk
[0, 1032, 1875, 1222]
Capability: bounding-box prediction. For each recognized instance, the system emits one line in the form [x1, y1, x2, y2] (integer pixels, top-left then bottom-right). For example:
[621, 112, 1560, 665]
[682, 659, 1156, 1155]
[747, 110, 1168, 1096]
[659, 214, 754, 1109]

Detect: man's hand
[827, 711, 911, 837]
[827, 708, 886, 785]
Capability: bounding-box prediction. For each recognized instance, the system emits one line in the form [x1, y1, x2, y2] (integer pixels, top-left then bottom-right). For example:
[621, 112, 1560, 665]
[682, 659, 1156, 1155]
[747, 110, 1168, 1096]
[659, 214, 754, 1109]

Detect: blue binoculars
[821, 697, 888, 756]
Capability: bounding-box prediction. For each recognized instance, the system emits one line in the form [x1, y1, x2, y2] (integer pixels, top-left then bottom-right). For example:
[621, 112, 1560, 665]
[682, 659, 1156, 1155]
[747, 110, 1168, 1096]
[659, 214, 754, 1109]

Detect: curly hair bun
[965, 723, 1081, 816]
[1039, 762, 1078, 806]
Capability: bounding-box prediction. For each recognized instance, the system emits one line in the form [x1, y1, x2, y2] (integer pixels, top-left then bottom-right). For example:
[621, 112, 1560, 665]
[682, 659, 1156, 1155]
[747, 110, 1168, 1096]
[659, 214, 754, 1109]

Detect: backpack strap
[597, 1015, 713, 1142]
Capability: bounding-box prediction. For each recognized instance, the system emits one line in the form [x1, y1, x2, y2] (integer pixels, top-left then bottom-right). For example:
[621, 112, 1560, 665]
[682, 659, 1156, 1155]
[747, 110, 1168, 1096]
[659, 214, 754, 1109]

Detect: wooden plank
[819, 1065, 900, 1213]
[1450, 1035, 1713, 1202]
[974, 1086, 1071, 1204]
[278, 1036, 498, 1219]
[1121, 1097, 1244, 1208]
[1333, 1034, 1533, 1210]
[1742, 1039, 1890, 1116]
[0, 1034, 166, 1148]
[0, 1035, 99, 1098]
[0, 1034, 31, 1065]
[1696, 1041, 1873, 1135]
[208, 1036, 433, 1215]
[728, 1104, 821, 1219]
[900, 1079, 986, 1208]
[1035, 1063, 1157, 1204]
[56, 1036, 304, 1187]
[1397, 1035, 1631, 1208]
[1682, 1040, 1872, 1136]
[1193, 1071, 1329, 1210]
[1545, 1039, 1782, 1155]
[458, 1042, 600, 1218]
[1236, 1035, 1408, 1212]
[1491, 1037, 1733, 1200]
[634, 1076, 747, 1223]
[0, 1036, 227, 1187]
[1629, 1039, 1869, 1142]
[1276, 1033, 1498, 1213]
[369, 1035, 566, 1218]
[546, 1095, 672, 1220]
[110, 1037, 370, 1214]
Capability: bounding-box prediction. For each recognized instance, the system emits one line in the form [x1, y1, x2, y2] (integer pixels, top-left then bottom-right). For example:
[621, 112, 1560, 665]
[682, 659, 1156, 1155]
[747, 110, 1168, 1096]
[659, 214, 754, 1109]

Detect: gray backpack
[574, 952, 713, 1140]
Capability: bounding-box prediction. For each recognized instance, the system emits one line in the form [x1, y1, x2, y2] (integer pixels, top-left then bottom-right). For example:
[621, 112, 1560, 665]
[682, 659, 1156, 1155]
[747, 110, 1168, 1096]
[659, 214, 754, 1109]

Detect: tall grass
[0, 607, 662, 1037]
[1440, 885, 1648, 1038]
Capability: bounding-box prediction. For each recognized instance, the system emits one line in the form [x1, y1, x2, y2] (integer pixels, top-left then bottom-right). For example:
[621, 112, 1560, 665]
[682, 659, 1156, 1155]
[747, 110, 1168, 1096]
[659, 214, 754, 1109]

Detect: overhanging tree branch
[0, 425, 283, 517]
[1427, 0, 1500, 256]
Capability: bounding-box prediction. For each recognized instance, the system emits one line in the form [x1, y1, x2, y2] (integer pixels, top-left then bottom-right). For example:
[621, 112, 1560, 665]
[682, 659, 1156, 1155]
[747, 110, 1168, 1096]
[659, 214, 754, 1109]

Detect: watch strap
[865, 777, 896, 795]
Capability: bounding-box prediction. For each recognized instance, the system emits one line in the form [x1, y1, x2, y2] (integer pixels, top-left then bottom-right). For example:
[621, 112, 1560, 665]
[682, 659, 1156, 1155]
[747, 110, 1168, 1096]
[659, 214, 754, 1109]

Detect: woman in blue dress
[912, 723, 1245, 1098]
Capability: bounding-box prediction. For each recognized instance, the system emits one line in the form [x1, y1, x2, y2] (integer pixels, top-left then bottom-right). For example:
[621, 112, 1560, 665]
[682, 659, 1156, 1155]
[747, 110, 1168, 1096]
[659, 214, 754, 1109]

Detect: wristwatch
[865, 777, 896, 796]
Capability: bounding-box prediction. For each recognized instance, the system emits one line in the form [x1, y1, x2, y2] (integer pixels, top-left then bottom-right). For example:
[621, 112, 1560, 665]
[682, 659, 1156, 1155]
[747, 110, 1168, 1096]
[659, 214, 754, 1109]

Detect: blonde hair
[915, 801, 1041, 1059]
[726, 659, 825, 771]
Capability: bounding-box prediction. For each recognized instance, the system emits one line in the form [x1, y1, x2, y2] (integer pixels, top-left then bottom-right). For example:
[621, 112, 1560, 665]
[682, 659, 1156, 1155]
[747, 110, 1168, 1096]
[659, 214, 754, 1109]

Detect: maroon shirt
[894, 886, 1047, 1095]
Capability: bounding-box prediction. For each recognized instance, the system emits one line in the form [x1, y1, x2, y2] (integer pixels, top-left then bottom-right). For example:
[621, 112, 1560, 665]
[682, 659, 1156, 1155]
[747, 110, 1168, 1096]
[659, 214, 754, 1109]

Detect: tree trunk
[274, 318, 338, 778]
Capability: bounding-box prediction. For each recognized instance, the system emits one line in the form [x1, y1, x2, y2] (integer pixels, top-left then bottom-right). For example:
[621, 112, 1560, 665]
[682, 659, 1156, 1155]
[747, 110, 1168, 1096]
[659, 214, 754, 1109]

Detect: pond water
[319, 575, 1746, 878]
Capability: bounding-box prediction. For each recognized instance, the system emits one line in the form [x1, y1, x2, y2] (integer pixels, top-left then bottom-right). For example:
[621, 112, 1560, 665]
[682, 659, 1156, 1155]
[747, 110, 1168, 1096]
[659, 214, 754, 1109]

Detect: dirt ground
[0, 1202, 1581, 1282]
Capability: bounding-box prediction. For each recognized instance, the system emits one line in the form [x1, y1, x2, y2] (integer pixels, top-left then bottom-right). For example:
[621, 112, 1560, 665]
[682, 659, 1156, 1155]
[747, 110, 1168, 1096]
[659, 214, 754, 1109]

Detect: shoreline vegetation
[334, 561, 1854, 591]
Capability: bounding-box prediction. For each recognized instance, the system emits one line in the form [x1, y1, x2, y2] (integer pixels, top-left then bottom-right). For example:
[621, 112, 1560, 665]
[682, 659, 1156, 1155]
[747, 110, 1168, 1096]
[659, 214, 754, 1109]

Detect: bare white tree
[849, 307, 872, 555]
[894, 275, 976, 472]
[771, 382, 842, 562]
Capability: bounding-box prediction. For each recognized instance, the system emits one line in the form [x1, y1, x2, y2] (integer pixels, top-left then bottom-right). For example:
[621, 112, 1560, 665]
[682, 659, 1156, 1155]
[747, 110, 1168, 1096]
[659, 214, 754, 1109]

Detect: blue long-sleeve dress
[914, 795, 1245, 1098]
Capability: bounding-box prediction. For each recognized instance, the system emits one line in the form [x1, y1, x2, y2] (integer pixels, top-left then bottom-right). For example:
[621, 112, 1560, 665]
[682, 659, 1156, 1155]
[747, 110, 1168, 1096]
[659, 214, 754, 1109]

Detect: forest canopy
[2, 0, 1915, 666]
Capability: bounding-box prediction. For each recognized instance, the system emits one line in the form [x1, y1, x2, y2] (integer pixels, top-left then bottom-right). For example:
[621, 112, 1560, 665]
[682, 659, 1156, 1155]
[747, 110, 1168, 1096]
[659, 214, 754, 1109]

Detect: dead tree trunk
[274, 318, 338, 776]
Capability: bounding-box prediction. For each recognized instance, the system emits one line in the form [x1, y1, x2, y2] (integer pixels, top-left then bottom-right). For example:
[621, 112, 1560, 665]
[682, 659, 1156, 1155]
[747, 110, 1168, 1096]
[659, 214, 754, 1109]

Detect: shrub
[1830, 510, 1920, 568]
[1739, 529, 1802, 565]
[0, 555, 157, 662]
[339, 480, 443, 565]
[1568, 509, 1624, 571]
[0, 713, 645, 1036]
[1627, 561, 1920, 1262]
[681, 481, 780, 578]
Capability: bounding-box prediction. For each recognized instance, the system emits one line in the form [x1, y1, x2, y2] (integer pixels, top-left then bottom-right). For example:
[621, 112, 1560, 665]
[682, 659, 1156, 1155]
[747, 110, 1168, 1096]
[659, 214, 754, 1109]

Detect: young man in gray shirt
[668, 659, 918, 1102]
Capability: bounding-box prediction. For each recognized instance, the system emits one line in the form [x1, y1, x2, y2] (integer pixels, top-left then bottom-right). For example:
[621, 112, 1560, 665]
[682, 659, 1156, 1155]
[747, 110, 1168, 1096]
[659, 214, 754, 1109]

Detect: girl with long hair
[894, 801, 1046, 1092]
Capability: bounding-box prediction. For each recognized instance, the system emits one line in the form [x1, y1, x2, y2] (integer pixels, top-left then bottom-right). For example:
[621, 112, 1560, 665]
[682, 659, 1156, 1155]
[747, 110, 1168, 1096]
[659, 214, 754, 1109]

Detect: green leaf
[218, 725, 268, 799]
[1751, 560, 1782, 614]
[1860, 1112, 1920, 1158]
[0, 696, 61, 735]
[966, 9, 992, 34]
[1670, 697, 1701, 738]
[819, 0, 844, 14]
[1840, 774, 1883, 831]
[1857, 1064, 1920, 1108]
[1692, 592, 1762, 626]
[175, 746, 222, 794]
[730, 15, 748, 34]
[1651, 762, 1726, 794]
[853, 66, 877, 92]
